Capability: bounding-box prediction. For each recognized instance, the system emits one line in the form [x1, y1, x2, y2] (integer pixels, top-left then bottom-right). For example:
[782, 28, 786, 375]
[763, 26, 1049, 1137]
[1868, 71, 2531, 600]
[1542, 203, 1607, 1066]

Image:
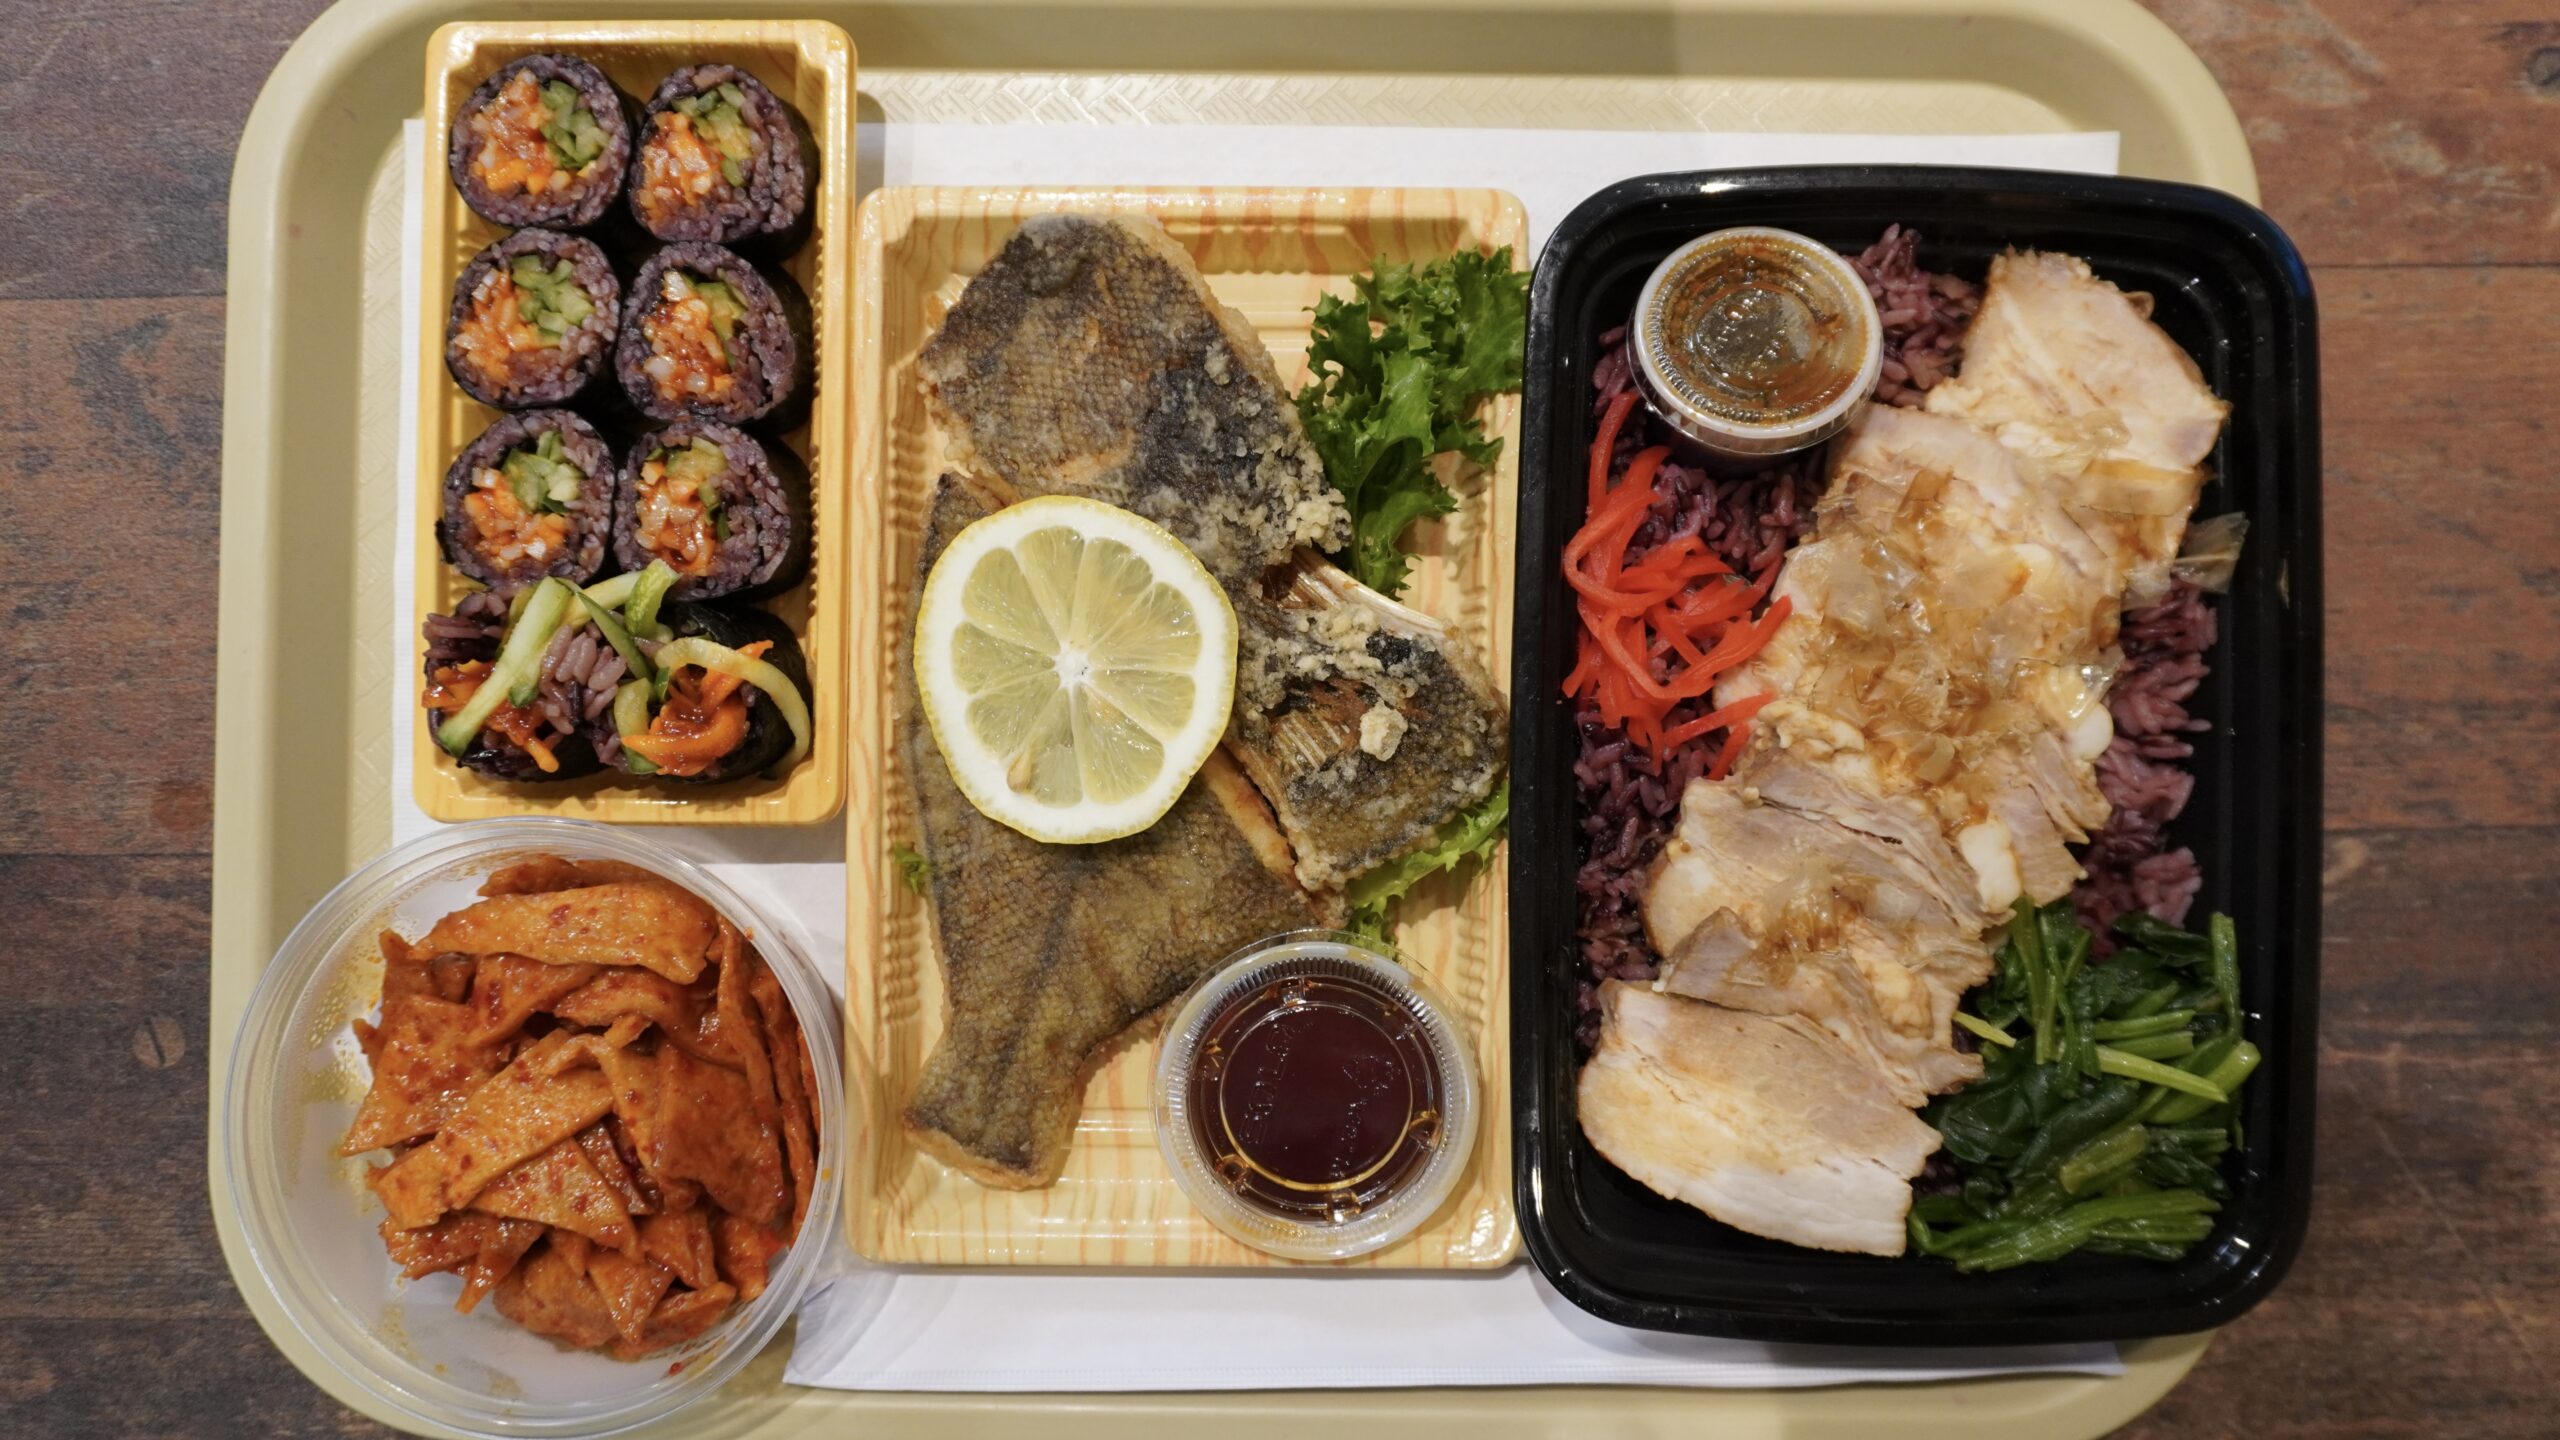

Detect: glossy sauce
[1650, 236, 1864, 424]
[1186, 973, 1445, 1223]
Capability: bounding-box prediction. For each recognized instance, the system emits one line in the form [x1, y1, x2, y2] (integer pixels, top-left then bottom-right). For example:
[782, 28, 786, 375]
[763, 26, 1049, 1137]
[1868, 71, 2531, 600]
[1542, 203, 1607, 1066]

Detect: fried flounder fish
[899, 480, 1343, 1189]
[918, 213, 1506, 891]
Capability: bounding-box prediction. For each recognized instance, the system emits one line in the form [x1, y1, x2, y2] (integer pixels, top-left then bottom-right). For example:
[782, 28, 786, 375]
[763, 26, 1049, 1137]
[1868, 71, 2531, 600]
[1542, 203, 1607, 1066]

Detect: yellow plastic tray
[843, 185, 1522, 1268]
[213, 0, 2250, 1433]
[411, 19, 855, 825]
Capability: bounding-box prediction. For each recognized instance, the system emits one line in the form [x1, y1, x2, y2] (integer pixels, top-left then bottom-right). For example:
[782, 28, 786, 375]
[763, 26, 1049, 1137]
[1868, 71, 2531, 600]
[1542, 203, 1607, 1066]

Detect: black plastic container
[1509, 167, 2321, 1346]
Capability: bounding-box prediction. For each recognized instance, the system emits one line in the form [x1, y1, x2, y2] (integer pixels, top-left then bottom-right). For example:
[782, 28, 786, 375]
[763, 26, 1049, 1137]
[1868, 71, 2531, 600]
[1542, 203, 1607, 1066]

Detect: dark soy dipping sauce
[1187, 972, 1445, 1223]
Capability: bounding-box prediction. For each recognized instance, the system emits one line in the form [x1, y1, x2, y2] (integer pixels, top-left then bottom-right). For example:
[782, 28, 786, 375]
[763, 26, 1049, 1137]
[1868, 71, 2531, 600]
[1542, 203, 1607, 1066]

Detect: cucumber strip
[581, 572, 639, 611]
[575, 590, 655, 687]
[626, 560, 680, 640]
[650, 637, 811, 771]
[505, 576, 577, 706]
[611, 680, 660, 776]
[437, 578, 573, 756]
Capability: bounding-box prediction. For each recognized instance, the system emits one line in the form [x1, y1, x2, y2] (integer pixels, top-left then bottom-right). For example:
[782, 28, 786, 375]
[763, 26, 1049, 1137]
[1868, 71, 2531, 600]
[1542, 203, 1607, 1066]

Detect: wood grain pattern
[844, 186, 1522, 1268]
[409, 21, 856, 825]
[6, 0, 2558, 1434]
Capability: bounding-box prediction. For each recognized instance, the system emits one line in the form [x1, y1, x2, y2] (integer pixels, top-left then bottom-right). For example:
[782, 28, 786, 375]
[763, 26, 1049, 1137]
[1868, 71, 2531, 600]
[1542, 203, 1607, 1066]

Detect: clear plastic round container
[1631, 224, 1884, 459]
[1153, 931, 1478, 1262]
[220, 818, 844, 1438]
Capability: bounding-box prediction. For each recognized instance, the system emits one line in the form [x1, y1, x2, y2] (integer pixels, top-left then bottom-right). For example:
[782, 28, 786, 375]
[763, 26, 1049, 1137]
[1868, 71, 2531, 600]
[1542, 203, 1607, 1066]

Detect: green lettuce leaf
[1343, 779, 1509, 941]
[1296, 248, 1528, 596]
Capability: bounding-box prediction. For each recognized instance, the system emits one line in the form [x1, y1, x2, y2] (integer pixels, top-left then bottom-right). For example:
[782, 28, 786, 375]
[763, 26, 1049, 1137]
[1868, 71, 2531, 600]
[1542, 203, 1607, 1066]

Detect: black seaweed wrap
[626, 63, 817, 252]
[612, 420, 811, 603]
[420, 592, 607, 783]
[446, 55, 635, 230]
[597, 602, 811, 783]
[437, 410, 619, 596]
[443, 229, 624, 409]
[614, 242, 813, 429]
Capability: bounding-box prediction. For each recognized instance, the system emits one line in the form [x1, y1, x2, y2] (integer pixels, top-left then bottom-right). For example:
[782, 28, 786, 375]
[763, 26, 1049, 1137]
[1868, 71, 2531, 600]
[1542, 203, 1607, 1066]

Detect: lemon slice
[914, 495, 1238, 844]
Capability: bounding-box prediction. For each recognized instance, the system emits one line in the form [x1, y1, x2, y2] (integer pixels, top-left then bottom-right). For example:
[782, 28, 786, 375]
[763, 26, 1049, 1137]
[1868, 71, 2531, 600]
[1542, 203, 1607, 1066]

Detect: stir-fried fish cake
[900, 479, 1341, 1189]
[343, 857, 814, 1357]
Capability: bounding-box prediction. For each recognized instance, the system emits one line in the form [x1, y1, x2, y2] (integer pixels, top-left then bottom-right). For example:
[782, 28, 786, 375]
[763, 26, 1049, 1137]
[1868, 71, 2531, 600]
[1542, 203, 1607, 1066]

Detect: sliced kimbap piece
[422, 584, 627, 782]
[613, 421, 810, 602]
[628, 64, 816, 252]
[447, 55, 633, 230]
[600, 602, 812, 783]
[616, 243, 812, 429]
[445, 229, 622, 410]
[438, 410, 618, 597]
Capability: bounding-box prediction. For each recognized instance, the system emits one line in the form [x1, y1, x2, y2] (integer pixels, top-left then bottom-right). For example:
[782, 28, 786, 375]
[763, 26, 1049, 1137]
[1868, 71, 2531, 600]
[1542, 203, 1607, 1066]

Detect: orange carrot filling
[454, 273, 547, 384]
[632, 456, 720, 576]
[635, 113, 733, 226]
[468, 72, 569, 197]
[638, 275, 736, 405]
[424, 661, 562, 773]
[620, 641, 772, 777]
[463, 469, 575, 570]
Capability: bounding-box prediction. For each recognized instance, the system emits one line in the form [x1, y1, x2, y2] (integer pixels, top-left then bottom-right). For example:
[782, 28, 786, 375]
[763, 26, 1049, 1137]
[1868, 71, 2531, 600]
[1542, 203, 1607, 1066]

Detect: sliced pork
[1579, 982, 1941, 1257]
[1580, 250, 2231, 1258]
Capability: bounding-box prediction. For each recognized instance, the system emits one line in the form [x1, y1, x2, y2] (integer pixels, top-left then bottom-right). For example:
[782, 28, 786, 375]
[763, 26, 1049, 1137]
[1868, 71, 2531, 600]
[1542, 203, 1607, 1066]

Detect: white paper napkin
[856, 123, 2120, 254]
[390, 116, 2124, 1393]
[786, 1265, 2118, 1392]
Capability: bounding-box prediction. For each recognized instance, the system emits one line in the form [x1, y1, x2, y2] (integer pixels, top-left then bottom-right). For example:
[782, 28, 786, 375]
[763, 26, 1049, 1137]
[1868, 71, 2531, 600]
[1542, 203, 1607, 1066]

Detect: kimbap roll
[616, 243, 812, 428]
[438, 410, 618, 596]
[447, 55, 633, 230]
[421, 587, 621, 782]
[444, 229, 622, 409]
[599, 602, 813, 783]
[614, 421, 810, 602]
[628, 64, 816, 251]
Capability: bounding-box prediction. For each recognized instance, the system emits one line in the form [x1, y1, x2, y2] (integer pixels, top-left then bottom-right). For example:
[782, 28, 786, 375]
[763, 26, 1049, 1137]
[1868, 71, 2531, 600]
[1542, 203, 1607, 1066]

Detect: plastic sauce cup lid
[1153, 931, 1479, 1262]
[1631, 226, 1883, 459]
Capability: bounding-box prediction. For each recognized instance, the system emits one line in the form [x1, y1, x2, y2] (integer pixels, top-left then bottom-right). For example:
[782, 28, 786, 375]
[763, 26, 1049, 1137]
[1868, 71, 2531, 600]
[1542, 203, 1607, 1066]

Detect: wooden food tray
[843, 185, 1523, 1267]
[411, 20, 855, 824]
[211, 0, 2252, 1433]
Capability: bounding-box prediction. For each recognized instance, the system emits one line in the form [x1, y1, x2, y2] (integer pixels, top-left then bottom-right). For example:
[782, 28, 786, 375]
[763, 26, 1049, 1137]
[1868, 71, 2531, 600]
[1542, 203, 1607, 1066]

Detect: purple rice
[446, 55, 634, 231]
[443, 229, 623, 410]
[436, 409, 618, 597]
[1568, 226, 2212, 1045]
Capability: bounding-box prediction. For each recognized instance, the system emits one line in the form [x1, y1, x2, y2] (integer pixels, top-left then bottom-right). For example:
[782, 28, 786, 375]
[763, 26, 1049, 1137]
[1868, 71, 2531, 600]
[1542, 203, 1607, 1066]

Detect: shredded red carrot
[1559, 412, 1791, 768]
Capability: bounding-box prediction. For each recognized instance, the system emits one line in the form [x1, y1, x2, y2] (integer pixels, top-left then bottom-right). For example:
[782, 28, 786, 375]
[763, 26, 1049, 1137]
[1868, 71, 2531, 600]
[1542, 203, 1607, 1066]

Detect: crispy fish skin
[921, 213, 1508, 891]
[900, 480, 1341, 1189]
[919, 212, 1350, 587]
[1231, 556, 1507, 890]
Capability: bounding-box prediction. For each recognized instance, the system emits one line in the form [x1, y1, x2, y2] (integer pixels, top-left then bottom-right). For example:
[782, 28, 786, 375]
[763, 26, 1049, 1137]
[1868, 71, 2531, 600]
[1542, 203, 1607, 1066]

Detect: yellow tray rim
[209, 0, 2250, 1432]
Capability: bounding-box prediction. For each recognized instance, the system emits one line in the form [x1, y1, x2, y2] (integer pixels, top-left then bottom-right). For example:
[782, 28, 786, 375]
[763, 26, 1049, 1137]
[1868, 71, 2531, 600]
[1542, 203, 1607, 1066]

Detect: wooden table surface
[4, 1, 2551, 1434]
